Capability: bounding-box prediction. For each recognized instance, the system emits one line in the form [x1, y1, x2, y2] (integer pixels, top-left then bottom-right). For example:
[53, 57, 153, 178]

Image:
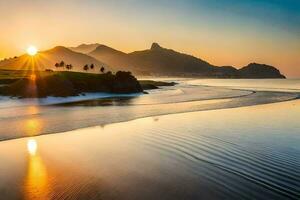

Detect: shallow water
[189, 79, 300, 92]
[0, 100, 299, 200]
[0, 79, 298, 141]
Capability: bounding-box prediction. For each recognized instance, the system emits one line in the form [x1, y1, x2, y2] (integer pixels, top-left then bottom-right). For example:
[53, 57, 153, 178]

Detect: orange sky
[0, 0, 299, 77]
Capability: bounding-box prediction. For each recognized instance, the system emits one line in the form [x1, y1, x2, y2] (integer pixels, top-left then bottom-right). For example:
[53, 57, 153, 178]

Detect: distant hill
[89, 44, 129, 70]
[69, 43, 101, 54]
[88, 42, 285, 78]
[0, 46, 108, 72]
[238, 63, 286, 78]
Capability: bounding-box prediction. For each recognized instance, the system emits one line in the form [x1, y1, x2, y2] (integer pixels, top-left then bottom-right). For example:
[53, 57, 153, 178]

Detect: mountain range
[0, 43, 285, 78]
[0, 46, 108, 72]
[69, 43, 101, 54]
[75, 42, 286, 78]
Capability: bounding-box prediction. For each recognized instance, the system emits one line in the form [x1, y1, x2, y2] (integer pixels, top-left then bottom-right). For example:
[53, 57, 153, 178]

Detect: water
[0, 79, 298, 141]
[188, 79, 300, 92]
[0, 79, 299, 199]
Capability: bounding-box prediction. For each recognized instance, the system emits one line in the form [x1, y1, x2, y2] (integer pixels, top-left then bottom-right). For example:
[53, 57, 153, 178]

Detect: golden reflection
[27, 139, 37, 156]
[27, 106, 39, 115]
[25, 118, 43, 136]
[24, 139, 50, 200]
[30, 74, 36, 81]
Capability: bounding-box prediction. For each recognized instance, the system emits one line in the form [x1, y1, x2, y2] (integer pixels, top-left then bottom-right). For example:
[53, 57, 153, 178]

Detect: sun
[27, 46, 38, 56]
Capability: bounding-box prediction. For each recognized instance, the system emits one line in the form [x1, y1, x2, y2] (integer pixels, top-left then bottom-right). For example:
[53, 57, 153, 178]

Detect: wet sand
[0, 99, 299, 200]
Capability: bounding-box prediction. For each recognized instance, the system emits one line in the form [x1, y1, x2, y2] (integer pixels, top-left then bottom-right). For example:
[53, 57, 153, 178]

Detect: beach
[0, 79, 298, 141]
[0, 79, 299, 199]
[1, 0, 299, 199]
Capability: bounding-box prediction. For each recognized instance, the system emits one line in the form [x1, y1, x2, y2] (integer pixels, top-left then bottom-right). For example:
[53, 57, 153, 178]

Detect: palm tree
[106, 71, 112, 75]
[59, 61, 65, 67]
[90, 64, 94, 69]
[100, 66, 105, 73]
[83, 64, 89, 71]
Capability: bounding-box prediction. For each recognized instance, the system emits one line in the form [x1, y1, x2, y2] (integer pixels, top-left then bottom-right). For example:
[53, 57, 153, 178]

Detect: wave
[138, 127, 300, 199]
[0, 81, 299, 142]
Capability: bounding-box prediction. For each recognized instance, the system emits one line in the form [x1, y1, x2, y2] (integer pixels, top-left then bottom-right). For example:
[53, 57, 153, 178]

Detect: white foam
[0, 92, 142, 108]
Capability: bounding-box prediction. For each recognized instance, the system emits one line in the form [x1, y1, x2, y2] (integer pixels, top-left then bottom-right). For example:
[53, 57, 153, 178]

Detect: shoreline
[0, 93, 299, 143]
[0, 98, 299, 199]
[0, 79, 299, 142]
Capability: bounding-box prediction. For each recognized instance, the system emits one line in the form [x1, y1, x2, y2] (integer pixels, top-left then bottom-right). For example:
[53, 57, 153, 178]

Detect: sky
[0, 0, 299, 77]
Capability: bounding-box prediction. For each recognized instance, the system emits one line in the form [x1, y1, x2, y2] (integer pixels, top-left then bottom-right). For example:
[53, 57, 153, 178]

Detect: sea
[0, 79, 299, 199]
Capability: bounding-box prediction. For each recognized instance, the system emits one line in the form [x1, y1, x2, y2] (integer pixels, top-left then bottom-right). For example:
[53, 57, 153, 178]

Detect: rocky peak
[151, 43, 162, 50]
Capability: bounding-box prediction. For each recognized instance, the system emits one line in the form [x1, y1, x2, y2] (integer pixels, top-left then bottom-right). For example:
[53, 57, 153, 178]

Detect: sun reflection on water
[25, 118, 43, 136]
[27, 139, 37, 156]
[24, 139, 50, 200]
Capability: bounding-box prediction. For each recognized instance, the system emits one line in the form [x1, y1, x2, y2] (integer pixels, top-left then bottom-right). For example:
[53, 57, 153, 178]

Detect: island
[0, 70, 177, 98]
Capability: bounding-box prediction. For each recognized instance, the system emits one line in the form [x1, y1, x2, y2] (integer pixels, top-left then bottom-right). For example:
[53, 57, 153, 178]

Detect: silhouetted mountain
[238, 63, 286, 78]
[0, 46, 108, 72]
[128, 43, 214, 75]
[89, 45, 129, 70]
[88, 42, 285, 78]
[69, 43, 101, 54]
[89, 42, 215, 76]
[0, 43, 285, 78]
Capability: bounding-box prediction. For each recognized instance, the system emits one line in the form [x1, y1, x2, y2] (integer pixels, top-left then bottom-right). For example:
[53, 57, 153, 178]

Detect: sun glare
[30, 74, 36, 81]
[27, 46, 38, 56]
[27, 139, 38, 155]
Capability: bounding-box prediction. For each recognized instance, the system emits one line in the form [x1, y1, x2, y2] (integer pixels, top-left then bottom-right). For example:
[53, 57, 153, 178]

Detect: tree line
[54, 61, 105, 73]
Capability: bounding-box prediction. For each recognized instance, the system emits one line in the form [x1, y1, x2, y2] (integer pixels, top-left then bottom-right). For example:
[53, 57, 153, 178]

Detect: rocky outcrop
[238, 63, 286, 79]
[0, 71, 143, 98]
[111, 71, 143, 93]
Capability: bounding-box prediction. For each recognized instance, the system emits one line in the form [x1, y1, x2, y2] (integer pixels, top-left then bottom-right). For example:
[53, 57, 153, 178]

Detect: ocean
[0, 79, 299, 199]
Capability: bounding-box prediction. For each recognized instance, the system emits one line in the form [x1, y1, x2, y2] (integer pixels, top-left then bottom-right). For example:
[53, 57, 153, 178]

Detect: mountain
[0, 43, 285, 78]
[89, 44, 129, 70]
[238, 63, 286, 78]
[127, 43, 214, 76]
[0, 46, 108, 72]
[69, 43, 101, 54]
[88, 42, 285, 78]
[89, 43, 215, 76]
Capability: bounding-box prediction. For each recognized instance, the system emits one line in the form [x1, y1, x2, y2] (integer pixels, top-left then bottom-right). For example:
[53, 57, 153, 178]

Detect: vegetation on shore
[0, 71, 143, 98]
[139, 80, 177, 90]
[0, 70, 176, 98]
